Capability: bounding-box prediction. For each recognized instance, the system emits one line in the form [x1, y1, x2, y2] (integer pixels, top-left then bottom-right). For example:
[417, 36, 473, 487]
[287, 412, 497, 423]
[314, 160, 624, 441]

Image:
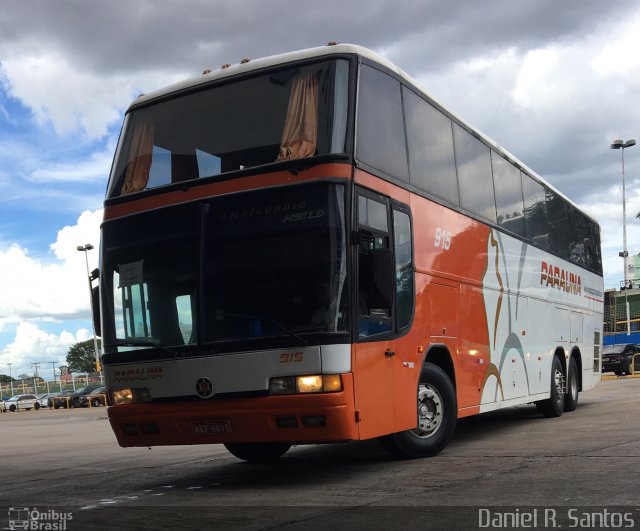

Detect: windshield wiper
[215, 311, 308, 345]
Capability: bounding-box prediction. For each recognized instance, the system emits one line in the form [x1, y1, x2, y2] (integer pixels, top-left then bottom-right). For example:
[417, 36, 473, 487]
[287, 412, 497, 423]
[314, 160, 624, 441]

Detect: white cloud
[0, 321, 90, 378]
[50, 209, 102, 264]
[592, 12, 640, 77]
[27, 144, 115, 183]
[0, 51, 187, 140]
[0, 209, 102, 375]
[511, 48, 560, 109]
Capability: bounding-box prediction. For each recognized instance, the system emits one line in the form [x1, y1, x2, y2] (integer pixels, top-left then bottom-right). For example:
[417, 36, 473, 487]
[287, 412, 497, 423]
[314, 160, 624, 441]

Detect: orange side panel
[355, 169, 492, 417]
[352, 341, 394, 439]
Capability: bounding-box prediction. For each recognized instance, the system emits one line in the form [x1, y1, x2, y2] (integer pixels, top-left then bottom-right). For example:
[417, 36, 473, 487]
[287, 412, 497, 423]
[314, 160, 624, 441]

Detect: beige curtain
[277, 73, 319, 161]
[121, 121, 154, 195]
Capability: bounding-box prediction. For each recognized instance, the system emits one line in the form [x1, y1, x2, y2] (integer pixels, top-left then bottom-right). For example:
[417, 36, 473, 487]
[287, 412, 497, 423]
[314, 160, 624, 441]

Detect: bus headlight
[269, 374, 342, 395]
[111, 388, 152, 405]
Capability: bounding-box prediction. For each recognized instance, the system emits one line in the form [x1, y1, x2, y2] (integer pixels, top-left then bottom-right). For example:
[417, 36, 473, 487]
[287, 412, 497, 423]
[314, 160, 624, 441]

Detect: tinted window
[403, 88, 458, 204]
[357, 192, 393, 338]
[547, 190, 571, 260]
[492, 153, 525, 237]
[359, 195, 389, 232]
[356, 65, 409, 181]
[569, 209, 600, 272]
[522, 174, 549, 250]
[108, 60, 349, 197]
[393, 209, 413, 331]
[453, 124, 496, 223]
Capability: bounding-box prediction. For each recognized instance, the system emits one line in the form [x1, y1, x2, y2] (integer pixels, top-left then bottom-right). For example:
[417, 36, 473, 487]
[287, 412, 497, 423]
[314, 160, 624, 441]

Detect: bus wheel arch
[423, 345, 456, 391]
[380, 353, 457, 459]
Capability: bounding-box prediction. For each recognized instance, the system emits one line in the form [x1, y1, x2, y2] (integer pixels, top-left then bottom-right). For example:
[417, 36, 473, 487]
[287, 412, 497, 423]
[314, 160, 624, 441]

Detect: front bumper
[108, 373, 357, 447]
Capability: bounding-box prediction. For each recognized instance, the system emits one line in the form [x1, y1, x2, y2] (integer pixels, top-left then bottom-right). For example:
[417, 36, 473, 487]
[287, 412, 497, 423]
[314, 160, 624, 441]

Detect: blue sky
[1, 0, 639, 378]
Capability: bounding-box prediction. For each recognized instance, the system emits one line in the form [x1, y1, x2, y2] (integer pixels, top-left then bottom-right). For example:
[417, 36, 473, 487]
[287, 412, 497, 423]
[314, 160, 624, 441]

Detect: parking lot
[1, 377, 639, 530]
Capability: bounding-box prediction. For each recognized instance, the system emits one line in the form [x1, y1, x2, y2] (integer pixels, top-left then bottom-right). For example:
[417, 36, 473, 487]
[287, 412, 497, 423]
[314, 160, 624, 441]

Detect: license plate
[192, 419, 232, 435]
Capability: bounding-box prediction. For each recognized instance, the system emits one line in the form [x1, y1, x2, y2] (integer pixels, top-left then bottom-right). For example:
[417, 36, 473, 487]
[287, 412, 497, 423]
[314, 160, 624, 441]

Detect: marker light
[269, 375, 343, 395]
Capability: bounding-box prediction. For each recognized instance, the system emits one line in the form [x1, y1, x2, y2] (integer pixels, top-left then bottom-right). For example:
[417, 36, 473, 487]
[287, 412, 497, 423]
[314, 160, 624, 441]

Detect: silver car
[1, 394, 41, 412]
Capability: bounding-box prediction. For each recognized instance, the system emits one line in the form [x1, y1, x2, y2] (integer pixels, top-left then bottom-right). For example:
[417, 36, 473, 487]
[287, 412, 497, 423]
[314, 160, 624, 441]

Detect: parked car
[1, 394, 40, 412]
[51, 390, 75, 409]
[602, 343, 640, 375]
[80, 386, 109, 407]
[68, 385, 103, 408]
[36, 393, 54, 408]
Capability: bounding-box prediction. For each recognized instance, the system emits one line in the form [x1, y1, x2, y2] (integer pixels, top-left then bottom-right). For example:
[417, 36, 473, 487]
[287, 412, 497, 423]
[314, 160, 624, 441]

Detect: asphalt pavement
[1, 376, 639, 530]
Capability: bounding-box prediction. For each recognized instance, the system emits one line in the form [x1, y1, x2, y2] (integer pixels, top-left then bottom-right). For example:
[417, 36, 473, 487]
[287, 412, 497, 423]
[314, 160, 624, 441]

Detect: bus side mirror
[91, 284, 101, 338]
[373, 247, 394, 309]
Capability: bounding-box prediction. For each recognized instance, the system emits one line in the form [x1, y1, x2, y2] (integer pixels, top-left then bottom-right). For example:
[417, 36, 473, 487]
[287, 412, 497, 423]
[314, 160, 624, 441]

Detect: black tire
[92, 398, 101, 407]
[224, 442, 291, 463]
[564, 357, 579, 412]
[34, 402, 41, 411]
[536, 356, 565, 418]
[380, 362, 457, 459]
[9, 404, 16, 412]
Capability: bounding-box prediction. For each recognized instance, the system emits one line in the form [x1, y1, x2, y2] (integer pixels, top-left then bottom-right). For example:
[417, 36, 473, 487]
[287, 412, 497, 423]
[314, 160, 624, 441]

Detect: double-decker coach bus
[98, 43, 603, 461]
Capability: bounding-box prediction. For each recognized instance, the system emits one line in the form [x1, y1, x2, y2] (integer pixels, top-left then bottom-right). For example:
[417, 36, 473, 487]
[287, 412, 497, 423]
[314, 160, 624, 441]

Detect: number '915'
[434, 228, 451, 250]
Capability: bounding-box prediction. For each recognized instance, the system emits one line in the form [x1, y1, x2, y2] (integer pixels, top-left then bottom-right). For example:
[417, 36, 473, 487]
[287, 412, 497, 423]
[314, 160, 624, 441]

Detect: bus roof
[130, 43, 391, 108]
[128, 43, 596, 227]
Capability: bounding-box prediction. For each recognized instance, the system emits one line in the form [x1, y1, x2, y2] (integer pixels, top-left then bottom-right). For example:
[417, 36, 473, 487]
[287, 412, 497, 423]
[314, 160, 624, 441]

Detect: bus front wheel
[381, 362, 457, 459]
[224, 442, 291, 463]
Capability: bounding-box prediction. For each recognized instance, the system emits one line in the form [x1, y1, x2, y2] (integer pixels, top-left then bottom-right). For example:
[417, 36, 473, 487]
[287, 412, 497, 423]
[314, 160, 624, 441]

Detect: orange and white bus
[99, 44, 604, 461]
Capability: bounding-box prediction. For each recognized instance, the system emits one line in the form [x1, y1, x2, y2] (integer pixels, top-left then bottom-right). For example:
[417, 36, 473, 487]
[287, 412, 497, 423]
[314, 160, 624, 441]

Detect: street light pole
[611, 139, 636, 288]
[7, 362, 14, 396]
[77, 243, 101, 378]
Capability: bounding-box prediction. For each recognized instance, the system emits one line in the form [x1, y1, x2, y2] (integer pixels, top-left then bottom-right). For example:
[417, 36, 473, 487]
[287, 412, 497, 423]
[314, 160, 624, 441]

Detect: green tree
[0, 374, 14, 383]
[67, 339, 101, 373]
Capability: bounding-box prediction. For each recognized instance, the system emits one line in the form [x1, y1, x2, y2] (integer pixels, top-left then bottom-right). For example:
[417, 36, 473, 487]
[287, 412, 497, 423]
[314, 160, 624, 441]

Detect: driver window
[357, 194, 392, 338]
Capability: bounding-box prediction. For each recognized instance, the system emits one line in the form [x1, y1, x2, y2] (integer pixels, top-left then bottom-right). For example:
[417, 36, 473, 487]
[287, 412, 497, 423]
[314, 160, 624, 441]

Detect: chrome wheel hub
[412, 383, 443, 439]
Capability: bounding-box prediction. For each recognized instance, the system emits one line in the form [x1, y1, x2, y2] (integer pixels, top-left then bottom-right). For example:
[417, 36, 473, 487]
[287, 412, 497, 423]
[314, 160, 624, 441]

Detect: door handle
[385, 350, 395, 358]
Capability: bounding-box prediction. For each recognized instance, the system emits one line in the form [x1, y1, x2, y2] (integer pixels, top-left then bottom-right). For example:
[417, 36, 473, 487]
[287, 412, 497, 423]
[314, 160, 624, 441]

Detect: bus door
[353, 190, 417, 438]
[353, 190, 395, 438]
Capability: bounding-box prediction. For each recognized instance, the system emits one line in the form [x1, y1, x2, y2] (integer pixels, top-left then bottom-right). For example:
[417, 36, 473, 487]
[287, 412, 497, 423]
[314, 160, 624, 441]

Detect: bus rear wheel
[380, 362, 457, 459]
[224, 442, 291, 463]
[536, 356, 565, 418]
[563, 357, 579, 412]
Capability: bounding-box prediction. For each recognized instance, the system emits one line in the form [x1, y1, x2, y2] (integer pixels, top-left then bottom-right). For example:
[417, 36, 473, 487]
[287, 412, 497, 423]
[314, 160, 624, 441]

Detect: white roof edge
[128, 43, 596, 227]
[131, 43, 391, 108]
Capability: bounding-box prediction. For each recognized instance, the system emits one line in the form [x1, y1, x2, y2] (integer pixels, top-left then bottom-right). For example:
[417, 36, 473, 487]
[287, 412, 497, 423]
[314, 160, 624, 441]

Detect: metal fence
[604, 290, 640, 334]
[1, 372, 104, 398]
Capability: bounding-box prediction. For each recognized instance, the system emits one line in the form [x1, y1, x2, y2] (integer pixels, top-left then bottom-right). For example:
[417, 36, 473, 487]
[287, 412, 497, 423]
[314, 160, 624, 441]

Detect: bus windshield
[102, 183, 348, 352]
[107, 59, 350, 198]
